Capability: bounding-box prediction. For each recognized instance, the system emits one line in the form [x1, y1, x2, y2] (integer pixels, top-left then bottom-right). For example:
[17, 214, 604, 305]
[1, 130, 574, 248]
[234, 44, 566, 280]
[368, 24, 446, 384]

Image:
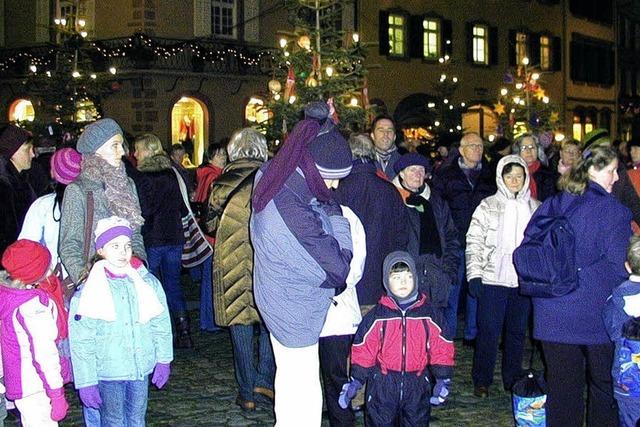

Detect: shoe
[463, 338, 476, 348]
[253, 386, 274, 401]
[473, 386, 489, 398]
[235, 395, 256, 411]
[174, 314, 194, 349]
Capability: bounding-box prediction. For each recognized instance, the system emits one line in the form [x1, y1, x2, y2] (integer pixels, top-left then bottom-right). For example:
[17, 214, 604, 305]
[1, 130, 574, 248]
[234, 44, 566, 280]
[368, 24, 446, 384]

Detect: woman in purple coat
[529, 146, 632, 427]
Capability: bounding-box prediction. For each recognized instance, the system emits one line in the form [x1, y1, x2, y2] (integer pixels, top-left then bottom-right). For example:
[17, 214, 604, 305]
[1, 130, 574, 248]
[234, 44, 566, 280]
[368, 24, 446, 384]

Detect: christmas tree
[259, 0, 369, 148]
[493, 57, 560, 140]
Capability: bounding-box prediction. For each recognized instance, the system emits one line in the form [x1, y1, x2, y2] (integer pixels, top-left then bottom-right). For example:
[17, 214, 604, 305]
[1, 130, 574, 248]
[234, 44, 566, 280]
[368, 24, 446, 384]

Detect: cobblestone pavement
[6, 286, 543, 426]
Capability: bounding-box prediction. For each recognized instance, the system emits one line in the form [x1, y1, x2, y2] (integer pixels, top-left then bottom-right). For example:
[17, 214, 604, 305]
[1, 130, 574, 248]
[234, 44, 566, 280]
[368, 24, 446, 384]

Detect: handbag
[172, 167, 213, 268]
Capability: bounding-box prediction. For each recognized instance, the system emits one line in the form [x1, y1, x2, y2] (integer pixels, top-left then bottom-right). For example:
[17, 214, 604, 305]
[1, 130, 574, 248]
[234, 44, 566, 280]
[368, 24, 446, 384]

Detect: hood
[137, 154, 173, 173]
[382, 251, 419, 305]
[495, 154, 530, 200]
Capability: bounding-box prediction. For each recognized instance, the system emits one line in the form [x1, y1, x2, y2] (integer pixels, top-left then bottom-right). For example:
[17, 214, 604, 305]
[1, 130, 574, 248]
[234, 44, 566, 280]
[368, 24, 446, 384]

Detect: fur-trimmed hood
[137, 154, 172, 173]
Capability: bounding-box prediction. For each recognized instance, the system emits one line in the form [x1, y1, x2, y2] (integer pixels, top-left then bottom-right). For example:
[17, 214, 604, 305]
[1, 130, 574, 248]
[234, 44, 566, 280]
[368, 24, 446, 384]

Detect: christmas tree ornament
[268, 79, 282, 93]
[297, 35, 312, 51]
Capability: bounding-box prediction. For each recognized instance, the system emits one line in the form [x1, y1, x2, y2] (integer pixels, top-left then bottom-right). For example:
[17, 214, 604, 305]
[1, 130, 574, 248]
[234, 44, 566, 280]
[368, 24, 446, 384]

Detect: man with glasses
[433, 132, 496, 343]
[370, 115, 402, 180]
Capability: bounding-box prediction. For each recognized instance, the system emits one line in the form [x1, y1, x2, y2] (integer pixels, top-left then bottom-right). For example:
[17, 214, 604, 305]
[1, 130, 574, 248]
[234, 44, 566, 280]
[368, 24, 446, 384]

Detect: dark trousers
[473, 285, 530, 389]
[319, 335, 355, 427]
[365, 370, 431, 427]
[229, 324, 275, 402]
[541, 341, 618, 427]
[147, 245, 186, 313]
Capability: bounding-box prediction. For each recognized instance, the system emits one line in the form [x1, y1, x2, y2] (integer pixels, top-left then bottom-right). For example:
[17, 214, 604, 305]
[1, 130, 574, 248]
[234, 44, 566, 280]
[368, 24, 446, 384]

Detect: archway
[9, 99, 36, 123]
[171, 97, 208, 166]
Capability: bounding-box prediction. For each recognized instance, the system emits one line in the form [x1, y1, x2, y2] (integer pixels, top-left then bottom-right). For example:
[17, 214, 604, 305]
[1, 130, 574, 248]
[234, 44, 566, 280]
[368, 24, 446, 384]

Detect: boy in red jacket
[339, 251, 454, 426]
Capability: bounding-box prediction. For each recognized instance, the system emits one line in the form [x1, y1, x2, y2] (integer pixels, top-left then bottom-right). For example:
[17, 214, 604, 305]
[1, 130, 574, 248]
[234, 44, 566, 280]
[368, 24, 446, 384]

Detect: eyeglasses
[462, 143, 483, 150]
[520, 144, 537, 151]
[562, 148, 580, 155]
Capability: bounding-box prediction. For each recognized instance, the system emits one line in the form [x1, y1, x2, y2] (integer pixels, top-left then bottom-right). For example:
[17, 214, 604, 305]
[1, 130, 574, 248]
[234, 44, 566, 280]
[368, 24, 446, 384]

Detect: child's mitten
[338, 378, 363, 409]
[48, 388, 69, 421]
[151, 363, 171, 389]
[430, 378, 451, 406]
[79, 385, 102, 409]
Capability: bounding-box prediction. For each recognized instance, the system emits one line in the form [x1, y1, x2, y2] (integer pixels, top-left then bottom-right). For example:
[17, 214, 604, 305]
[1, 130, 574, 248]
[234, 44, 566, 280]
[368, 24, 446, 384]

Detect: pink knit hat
[50, 147, 82, 185]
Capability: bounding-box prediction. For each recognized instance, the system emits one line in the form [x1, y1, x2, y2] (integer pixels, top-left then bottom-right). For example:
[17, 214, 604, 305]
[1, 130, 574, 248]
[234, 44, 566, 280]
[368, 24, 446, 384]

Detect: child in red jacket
[339, 251, 454, 426]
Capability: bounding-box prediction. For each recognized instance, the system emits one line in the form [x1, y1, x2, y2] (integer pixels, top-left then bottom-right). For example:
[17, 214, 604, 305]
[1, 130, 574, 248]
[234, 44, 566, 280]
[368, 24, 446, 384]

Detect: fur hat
[1, 239, 51, 284]
[77, 118, 123, 154]
[0, 125, 31, 159]
[94, 216, 133, 250]
[51, 147, 82, 185]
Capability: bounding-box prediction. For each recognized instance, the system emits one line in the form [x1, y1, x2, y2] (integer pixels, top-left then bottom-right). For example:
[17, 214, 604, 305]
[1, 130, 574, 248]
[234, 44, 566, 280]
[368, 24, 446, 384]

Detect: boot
[174, 313, 194, 349]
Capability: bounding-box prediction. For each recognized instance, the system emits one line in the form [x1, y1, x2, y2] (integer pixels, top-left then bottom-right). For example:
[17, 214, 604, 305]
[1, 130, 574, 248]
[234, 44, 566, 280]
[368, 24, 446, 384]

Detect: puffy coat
[204, 158, 262, 327]
[532, 182, 632, 345]
[466, 156, 540, 288]
[250, 165, 352, 348]
[69, 264, 173, 388]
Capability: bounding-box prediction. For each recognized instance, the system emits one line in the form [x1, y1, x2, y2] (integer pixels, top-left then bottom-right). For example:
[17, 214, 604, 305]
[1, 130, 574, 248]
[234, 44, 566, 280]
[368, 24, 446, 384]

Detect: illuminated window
[212, 0, 236, 38]
[423, 19, 440, 60]
[74, 99, 98, 123]
[540, 35, 551, 70]
[516, 32, 528, 66]
[473, 25, 489, 65]
[9, 99, 35, 122]
[572, 115, 583, 141]
[244, 97, 270, 125]
[388, 14, 406, 57]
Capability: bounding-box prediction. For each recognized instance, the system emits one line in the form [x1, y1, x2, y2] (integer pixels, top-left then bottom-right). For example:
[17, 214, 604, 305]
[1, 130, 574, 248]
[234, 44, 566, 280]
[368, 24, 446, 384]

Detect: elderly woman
[204, 128, 274, 411]
[527, 146, 632, 426]
[391, 153, 460, 311]
[130, 134, 193, 348]
[60, 119, 146, 283]
[250, 102, 353, 425]
[513, 133, 559, 201]
[555, 138, 581, 176]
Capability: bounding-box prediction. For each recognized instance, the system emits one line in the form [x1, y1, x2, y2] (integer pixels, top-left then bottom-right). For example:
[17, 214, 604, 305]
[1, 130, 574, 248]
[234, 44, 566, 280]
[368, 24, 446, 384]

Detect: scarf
[81, 155, 144, 227]
[495, 192, 533, 286]
[38, 274, 68, 340]
[76, 260, 164, 323]
[458, 156, 482, 188]
[252, 119, 330, 212]
[527, 160, 541, 200]
[375, 145, 397, 172]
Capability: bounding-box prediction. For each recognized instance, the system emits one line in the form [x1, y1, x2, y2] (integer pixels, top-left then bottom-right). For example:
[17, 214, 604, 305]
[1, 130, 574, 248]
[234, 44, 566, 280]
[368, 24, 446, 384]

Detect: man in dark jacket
[370, 115, 402, 180]
[334, 133, 410, 309]
[0, 125, 36, 256]
[433, 132, 496, 340]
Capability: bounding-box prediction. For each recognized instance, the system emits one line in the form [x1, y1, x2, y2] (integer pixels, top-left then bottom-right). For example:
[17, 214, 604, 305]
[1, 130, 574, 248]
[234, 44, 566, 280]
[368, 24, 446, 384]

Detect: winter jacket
[250, 165, 353, 348]
[532, 182, 632, 345]
[603, 276, 640, 397]
[204, 158, 262, 327]
[320, 206, 366, 337]
[0, 158, 37, 256]
[432, 156, 497, 245]
[466, 156, 540, 288]
[530, 162, 559, 202]
[393, 178, 460, 306]
[126, 154, 186, 248]
[613, 165, 640, 226]
[0, 273, 64, 400]
[59, 173, 147, 283]
[333, 161, 410, 305]
[18, 193, 62, 273]
[195, 164, 223, 203]
[68, 264, 173, 388]
[350, 294, 454, 383]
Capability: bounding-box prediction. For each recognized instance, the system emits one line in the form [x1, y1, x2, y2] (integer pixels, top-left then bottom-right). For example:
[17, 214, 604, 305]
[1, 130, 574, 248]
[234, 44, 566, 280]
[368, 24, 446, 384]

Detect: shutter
[606, 46, 615, 85]
[409, 15, 424, 58]
[508, 29, 517, 66]
[570, 40, 580, 81]
[193, 0, 211, 37]
[465, 22, 474, 63]
[552, 36, 562, 71]
[529, 33, 541, 67]
[379, 11, 390, 56]
[489, 26, 499, 65]
[244, 0, 260, 42]
[441, 19, 453, 56]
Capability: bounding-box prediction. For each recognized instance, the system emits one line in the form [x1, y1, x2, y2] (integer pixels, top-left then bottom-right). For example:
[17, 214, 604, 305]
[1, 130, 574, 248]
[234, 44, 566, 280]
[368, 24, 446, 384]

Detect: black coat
[0, 158, 36, 255]
[333, 161, 410, 305]
[531, 163, 559, 202]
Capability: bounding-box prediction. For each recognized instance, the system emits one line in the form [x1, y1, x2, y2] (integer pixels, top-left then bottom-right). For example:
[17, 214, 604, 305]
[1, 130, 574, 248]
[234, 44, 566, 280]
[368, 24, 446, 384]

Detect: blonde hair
[134, 133, 165, 156]
[557, 145, 617, 195]
[628, 235, 640, 275]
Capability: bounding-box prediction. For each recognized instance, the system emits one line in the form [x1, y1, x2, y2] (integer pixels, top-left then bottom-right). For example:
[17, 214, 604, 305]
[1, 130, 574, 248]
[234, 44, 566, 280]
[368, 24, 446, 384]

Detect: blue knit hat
[305, 102, 352, 179]
[394, 152, 431, 175]
[77, 118, 123, 154]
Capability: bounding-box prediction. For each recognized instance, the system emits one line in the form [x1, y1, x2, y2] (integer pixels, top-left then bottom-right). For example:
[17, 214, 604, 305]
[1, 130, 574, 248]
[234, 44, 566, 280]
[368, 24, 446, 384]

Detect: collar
[629, 275, 640, 283]
[457, 156, 482, 171]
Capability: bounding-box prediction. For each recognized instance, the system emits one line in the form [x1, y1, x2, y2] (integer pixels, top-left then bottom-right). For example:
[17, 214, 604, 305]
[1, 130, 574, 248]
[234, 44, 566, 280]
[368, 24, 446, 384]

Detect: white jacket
[320, 206, 366, 337]
[466, 155, 541, 288]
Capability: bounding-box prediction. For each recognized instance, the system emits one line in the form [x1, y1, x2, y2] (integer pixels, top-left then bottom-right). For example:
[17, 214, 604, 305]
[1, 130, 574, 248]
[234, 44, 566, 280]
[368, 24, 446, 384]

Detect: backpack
[513, 196, 581, 298]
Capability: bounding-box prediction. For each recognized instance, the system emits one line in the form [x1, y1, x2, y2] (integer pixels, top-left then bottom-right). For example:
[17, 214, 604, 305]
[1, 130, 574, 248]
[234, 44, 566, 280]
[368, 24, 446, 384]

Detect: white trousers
[270, 335, 322, 427]
[14, 391, 57, 427]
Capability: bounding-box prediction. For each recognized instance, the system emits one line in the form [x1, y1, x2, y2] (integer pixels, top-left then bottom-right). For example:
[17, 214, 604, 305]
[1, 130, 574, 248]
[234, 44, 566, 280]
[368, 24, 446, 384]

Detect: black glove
[468, 278, 483, 298]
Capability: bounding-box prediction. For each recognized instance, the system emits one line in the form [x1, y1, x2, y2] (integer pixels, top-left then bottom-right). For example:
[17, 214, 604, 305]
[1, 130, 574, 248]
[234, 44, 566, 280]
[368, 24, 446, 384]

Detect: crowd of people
[0, 100, 639, 426]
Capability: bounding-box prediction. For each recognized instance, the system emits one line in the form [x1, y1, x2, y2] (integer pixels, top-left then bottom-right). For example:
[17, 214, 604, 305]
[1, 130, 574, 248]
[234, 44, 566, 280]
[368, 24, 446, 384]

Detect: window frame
[515, 31, 528, 65]
[472, 23, 489, 65]
[212, 0, 237, 39]
[539, 34, 552, 70]
[422, 17, 441, 61]
[387, 11, 408, 58]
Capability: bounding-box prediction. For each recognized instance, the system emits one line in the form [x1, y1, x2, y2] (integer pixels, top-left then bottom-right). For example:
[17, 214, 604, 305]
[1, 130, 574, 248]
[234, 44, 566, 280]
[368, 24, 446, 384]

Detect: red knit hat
[1, 240, 51, 284]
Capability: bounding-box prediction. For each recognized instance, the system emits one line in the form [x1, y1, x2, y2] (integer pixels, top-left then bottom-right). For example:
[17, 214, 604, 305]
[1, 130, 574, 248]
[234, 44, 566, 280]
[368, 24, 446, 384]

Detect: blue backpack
[514, 196, 581, 298]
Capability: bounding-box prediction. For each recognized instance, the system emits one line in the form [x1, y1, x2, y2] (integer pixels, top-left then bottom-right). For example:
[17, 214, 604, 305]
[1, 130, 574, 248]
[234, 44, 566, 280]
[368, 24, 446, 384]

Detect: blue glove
[338, 378, 363, 409]
[79, 385, 102, 409]
[430, 378, 451, 406]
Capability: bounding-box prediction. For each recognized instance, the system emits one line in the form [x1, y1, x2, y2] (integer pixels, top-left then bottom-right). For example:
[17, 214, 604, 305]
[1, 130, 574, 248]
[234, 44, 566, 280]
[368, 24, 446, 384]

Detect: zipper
[400, 309, 406, 400]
